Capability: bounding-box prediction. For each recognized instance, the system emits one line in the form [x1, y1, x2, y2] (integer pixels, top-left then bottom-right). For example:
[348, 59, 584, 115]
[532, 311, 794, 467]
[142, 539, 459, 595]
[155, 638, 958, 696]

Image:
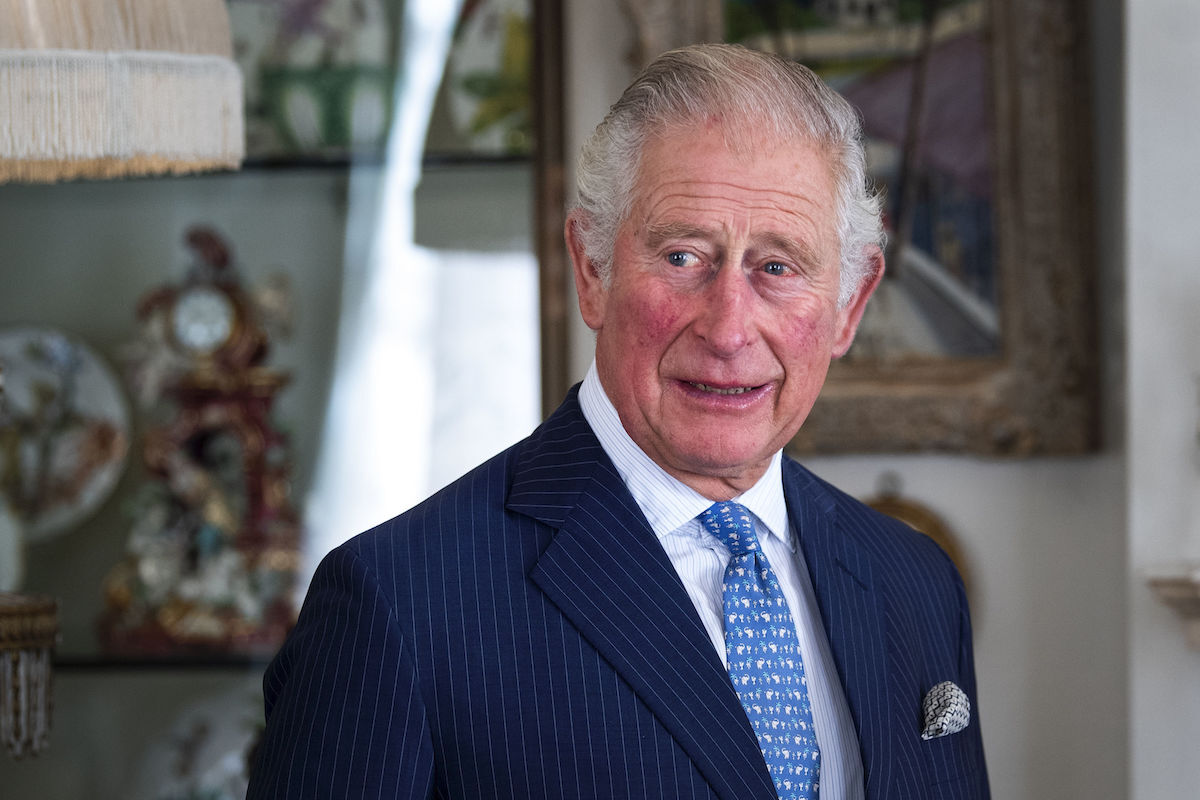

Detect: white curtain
[302, 0, 461, 574]
[301, 0, 540, 582]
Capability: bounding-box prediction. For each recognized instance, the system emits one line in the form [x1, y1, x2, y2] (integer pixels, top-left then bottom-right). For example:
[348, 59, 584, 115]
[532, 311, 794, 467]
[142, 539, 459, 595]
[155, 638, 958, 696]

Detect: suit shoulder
[783, 457, 962, 585]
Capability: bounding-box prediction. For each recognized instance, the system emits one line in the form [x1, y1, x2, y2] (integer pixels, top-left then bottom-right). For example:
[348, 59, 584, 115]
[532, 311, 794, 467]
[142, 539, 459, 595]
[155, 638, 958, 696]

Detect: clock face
[173, 286, 236, 356]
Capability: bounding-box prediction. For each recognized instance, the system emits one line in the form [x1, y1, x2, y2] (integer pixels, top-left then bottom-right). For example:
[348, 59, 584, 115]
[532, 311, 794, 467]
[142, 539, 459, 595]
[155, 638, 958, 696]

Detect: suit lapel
[507, 391, 778, 800]
[784, 461, 897, 798]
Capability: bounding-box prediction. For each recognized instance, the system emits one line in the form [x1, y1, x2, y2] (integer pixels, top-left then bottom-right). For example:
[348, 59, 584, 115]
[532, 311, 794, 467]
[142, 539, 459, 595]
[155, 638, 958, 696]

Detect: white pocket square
[921, 681, 970, 740]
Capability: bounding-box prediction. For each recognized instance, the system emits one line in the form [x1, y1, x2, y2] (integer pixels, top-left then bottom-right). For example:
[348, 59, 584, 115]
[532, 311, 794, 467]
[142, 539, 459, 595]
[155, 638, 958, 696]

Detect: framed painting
[535, 0, 1099, 455]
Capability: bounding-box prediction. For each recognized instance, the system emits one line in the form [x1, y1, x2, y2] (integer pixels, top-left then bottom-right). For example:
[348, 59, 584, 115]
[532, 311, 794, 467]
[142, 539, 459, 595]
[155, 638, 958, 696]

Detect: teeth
[692, 382, 754, 395]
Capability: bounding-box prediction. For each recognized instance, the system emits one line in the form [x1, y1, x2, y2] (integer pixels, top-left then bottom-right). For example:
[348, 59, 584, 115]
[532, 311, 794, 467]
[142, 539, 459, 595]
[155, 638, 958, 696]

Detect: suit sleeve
[247, 544, 434, 799]
[950, 555, 991, 799]
[915, 535, 990, 799]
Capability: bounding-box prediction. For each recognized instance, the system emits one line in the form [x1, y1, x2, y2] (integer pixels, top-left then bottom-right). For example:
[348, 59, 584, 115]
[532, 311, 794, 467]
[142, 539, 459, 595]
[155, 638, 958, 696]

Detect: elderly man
[248, 44, 989, 799]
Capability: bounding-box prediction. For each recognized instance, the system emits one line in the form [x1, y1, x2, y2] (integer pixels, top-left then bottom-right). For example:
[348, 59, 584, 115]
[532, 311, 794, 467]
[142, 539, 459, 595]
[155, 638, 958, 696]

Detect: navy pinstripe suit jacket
[248, 388, 989, 799]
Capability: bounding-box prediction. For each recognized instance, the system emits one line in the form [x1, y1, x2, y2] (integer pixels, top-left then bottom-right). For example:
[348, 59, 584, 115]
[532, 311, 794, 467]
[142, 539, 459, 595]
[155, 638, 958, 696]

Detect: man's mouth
[689, 382, 760, 395]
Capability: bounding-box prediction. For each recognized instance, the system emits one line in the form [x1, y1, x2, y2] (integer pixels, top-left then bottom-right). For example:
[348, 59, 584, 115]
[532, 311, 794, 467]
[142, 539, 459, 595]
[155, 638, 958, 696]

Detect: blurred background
[1, 0, 1194, 798]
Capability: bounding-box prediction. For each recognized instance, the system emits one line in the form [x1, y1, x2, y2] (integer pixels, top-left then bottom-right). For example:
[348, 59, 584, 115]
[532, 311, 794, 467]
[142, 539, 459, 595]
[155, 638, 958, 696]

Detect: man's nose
[693, 265, 755, 355]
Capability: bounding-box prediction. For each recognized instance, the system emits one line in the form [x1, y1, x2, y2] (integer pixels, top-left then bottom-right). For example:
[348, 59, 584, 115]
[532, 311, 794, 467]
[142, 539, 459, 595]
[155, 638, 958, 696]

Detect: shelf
[1147, 567, 1200, 648]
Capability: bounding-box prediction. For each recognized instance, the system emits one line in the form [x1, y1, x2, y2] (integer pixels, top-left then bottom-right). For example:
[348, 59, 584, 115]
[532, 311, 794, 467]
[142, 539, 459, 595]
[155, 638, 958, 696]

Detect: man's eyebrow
[751, 232, 824, 268]
[643, 222, 714, 249]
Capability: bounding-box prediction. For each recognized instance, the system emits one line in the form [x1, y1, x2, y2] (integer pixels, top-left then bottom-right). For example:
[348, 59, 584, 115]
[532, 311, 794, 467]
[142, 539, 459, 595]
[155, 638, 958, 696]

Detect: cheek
[621, 292, 685, 350]
[776, 306, 840, 366]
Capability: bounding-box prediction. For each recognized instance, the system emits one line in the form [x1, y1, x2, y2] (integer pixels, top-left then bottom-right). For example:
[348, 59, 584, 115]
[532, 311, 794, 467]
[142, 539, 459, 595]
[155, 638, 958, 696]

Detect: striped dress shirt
[579, 363, 865, 799]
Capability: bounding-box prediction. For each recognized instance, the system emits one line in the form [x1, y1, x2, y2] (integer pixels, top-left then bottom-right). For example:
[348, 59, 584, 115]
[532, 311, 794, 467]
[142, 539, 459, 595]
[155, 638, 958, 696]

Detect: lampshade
[0, 0, 245, 184]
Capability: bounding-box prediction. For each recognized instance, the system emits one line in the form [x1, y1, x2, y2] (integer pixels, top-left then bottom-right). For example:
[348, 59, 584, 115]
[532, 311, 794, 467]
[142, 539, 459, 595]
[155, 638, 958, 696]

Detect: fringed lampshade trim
[0, 593, 56, 758]
[0, 48, 244, 183]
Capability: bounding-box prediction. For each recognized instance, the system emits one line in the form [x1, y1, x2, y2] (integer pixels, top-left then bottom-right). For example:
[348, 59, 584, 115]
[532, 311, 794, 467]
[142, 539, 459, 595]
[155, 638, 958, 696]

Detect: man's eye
[763, 261, 789, 276]
[667, 251, 697, 268]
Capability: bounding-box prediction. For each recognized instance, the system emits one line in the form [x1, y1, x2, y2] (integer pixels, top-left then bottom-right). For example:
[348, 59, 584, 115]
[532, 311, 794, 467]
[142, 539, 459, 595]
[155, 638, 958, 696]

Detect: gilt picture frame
[535, 0, 1098, 456]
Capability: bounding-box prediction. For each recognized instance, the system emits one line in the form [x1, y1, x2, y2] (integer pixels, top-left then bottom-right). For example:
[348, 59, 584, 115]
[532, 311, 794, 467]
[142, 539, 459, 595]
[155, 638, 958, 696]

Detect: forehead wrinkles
[635, 178, 832, 247]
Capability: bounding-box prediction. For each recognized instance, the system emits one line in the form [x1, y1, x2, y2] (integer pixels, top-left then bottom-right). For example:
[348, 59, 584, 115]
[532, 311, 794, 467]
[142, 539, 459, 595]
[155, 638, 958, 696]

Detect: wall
[564, 1, 1128, 796]
[1126, 1, 1200, 797]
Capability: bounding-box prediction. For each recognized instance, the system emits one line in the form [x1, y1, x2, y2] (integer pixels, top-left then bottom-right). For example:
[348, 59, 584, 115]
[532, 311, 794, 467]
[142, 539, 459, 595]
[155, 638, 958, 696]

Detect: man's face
[569, 120, 881, 499]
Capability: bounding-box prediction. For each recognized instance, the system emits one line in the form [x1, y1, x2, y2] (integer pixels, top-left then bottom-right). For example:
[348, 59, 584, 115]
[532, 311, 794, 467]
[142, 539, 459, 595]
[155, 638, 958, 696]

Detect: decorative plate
[0, 326, 131, 543]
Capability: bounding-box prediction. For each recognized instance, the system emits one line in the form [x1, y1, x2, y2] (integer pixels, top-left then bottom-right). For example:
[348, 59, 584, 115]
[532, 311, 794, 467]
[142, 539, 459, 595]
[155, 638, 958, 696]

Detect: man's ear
[832, 246, 885, 358]
[566, 210, 608, 331]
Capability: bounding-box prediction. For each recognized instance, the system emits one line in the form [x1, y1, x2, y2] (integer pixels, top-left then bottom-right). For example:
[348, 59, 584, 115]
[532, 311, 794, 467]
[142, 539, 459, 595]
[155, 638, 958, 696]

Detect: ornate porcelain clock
[100, 227, 299, 657]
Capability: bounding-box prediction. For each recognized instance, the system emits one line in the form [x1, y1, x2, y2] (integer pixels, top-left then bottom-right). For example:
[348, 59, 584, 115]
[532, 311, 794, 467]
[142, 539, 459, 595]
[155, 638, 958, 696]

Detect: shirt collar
[578, 361, 792, 547]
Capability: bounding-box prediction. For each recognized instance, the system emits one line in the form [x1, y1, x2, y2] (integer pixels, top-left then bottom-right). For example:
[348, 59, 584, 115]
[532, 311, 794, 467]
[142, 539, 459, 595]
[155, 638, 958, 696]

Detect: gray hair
[572, 43, 884, 306]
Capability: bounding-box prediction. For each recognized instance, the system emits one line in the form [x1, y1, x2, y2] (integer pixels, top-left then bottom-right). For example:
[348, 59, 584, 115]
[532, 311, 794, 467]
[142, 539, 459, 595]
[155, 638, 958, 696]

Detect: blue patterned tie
[701, 501, 820, 800]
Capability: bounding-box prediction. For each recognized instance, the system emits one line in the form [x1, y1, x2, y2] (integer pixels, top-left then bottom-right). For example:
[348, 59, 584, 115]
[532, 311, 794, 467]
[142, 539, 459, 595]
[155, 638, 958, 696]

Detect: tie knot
[699, 501, 760, 555]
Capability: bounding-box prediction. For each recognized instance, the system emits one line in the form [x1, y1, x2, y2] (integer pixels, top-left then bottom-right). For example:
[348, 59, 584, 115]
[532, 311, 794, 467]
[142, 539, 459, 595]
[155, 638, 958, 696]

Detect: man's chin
[658, 444, 778, 493]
